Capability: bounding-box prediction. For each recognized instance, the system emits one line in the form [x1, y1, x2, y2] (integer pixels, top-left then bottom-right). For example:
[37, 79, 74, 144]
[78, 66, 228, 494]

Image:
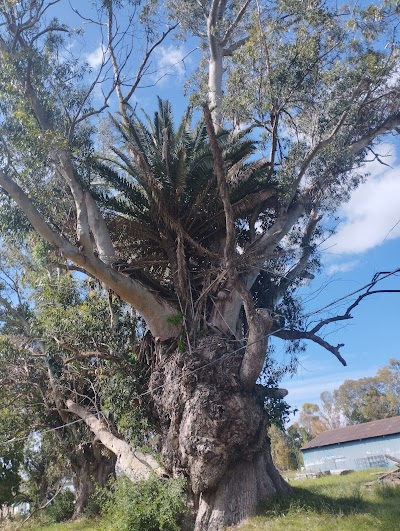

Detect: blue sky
[62, 2, 400, 414]
[280, 145, 400, 413]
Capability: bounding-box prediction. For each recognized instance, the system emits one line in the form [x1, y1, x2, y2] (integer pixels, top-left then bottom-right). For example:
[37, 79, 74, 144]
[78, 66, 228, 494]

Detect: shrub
[99, 475, 186, 531]
[83, 495, 101, 518]
[45, 489, 75, 522]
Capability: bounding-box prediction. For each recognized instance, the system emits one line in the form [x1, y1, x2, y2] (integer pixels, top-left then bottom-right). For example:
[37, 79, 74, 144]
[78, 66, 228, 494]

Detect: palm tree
[89, 99, 289, 531]
[93, 98, 275, 336]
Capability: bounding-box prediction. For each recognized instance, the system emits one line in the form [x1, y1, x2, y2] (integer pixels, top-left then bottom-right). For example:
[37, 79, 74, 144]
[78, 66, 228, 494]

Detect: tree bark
[150, 334, 291, 531]
[71, 443, 116, 518]
[65, 400, 165, 481]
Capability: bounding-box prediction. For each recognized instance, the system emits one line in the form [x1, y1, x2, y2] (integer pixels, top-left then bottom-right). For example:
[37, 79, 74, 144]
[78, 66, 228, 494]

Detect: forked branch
[274, 268, 400, 366]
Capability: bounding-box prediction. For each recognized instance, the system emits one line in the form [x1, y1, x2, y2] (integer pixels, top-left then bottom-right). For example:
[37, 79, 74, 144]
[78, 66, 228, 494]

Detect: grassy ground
[0, 518, 99, 531]
[232, 469, 400, 531]
[2, 470, 399, 531]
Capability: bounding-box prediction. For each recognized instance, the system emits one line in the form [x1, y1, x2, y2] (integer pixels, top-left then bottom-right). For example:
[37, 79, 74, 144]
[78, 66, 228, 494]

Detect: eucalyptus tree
[0, 1, 399, 530]
[333, 359, 400, 424]
[0, 247, 122, 517]
[0, 389, 26, 507]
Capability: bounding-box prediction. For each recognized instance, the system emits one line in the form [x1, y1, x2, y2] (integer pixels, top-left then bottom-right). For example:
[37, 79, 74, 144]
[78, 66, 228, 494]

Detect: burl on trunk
[150, 334, 291, 531]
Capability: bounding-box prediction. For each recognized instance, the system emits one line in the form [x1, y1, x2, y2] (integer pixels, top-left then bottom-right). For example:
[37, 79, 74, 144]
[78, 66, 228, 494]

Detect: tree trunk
[71, 443, 116, 518]
[150, 333, 291, 531]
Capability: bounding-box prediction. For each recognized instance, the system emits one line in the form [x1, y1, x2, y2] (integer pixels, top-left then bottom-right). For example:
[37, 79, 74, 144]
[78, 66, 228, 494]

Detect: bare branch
[274, 327, 347, 366]
[209, 0, 222, 29]
[273, 269, 400, 366]
[222, 36, 248, 56]
[346, 112, 400, 156]
[310, 288, 400, 336]
[122, 24, 178, 105]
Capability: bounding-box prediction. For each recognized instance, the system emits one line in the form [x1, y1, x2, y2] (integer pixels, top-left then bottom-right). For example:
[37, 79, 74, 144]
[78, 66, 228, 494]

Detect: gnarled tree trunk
[70, 442, 116, 518]
[150, 334, 291, 531]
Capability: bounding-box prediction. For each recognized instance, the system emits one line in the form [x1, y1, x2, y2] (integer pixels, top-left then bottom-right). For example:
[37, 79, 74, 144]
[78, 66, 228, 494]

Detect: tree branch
[310, 288, 400, 335]
[274, 270, 400, 366]
[65, 399, 166, 479]
[274, 327, 347, 366]
[203, 104, 236, 266]
[221, 0, 252, 47]
[0, 169, 178, 339]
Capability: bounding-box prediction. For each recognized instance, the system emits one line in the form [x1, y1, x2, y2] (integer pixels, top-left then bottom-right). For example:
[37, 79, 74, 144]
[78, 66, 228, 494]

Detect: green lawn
[0, 518, 99, 531]
[2, 470, 399, 531]
[233, 469, 400, 531]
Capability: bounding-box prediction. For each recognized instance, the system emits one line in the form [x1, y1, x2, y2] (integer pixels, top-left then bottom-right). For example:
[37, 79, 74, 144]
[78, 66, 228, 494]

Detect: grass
[2, 470, 399, 531]
[232, 469, 400, 531]
[0, 518, 99, 531]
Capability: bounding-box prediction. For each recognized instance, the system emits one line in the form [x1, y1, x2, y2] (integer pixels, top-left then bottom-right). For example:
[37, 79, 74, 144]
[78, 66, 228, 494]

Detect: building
[301, 416, 400, 473]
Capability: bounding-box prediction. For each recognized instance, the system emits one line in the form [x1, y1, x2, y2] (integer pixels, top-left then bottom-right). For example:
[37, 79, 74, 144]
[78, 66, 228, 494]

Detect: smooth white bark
[0, 169, 178, 339]
[66, 400, 165, 480]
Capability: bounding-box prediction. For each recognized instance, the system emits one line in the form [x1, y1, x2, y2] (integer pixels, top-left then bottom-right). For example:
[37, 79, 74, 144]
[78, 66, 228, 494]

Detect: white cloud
[328, 144, 400, 255]
[152, 45, 188, 84]
[85, 45, 106, 69]
[326, 260, 360, 275]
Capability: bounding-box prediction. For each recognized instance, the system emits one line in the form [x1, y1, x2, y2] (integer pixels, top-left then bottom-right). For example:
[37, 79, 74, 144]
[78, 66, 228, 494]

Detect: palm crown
[92, 99, 275, 323]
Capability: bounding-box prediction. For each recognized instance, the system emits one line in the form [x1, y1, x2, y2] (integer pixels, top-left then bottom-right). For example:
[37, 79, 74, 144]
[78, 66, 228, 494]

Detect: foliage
[286, 423, 310, 465]
[0, 245, 133, 514]
[333, 359, 400, 424]
[92, 98, 273, 317]
[269, 424, 298, 471]
[98, 476, 186, 531]
[0, 441, 23, 506]
[45, 490, 75, 523]
[0, 389, 28, 505]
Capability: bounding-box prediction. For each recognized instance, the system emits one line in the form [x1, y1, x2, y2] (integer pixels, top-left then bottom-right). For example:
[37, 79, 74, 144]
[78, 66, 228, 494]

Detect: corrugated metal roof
[301, 415, 400, 451]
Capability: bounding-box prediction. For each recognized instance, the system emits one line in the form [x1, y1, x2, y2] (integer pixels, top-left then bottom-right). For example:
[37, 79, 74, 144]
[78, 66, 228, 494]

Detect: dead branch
[274, 327, 347, 366]
[274, 268, 400, 366]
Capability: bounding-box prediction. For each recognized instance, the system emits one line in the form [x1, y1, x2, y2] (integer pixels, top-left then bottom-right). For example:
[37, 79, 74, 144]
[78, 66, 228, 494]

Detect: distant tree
[298, 360, 400, 431]
[287, 422, 310, 466]
[334, 359, 400, 424]
[299, 403, 326, 438]
[269, 424, 298, 471]
[298, 393, 342, 438]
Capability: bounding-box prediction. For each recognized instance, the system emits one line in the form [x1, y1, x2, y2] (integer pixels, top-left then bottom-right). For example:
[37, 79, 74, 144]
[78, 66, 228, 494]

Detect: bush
[45, 489, 75, 522]
[83, 495, 101, 518]
[99, 475, 186, 531]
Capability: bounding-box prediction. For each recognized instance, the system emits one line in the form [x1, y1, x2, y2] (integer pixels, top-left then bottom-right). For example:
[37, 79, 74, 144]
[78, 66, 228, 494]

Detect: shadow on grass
[260, 485, 368, 518]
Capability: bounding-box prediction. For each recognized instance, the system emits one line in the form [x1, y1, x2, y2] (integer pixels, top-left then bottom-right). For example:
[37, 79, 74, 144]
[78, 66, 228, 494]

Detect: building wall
[302, 434, 400, 473]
